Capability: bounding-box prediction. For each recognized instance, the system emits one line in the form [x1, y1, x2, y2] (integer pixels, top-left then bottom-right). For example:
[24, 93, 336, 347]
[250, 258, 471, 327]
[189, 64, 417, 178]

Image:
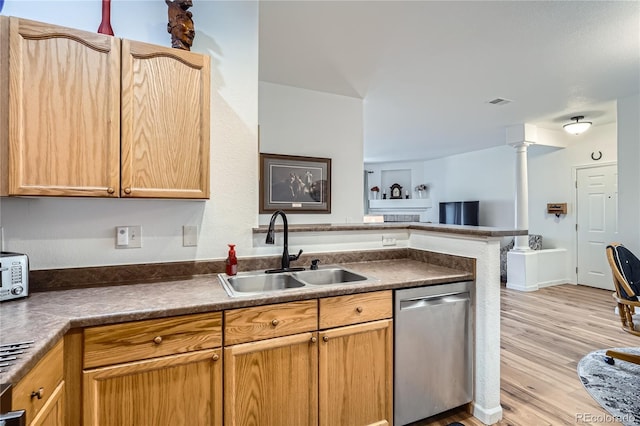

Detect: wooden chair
[604, 243, 640, 365]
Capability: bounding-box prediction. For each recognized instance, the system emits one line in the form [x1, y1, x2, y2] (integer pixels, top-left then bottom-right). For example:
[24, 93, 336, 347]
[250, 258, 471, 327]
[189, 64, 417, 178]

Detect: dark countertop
[253, 222, 528, 237]
[0, 258, 472, 385]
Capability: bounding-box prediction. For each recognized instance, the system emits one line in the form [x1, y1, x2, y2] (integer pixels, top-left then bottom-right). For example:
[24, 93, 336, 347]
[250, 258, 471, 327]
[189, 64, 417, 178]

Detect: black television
[439, 201, 479, 226]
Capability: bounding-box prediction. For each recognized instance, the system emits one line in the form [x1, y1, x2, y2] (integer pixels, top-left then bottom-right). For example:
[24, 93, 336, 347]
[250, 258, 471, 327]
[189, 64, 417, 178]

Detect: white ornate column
[513, 142, 531, 251]
[506, 125, 537, 291]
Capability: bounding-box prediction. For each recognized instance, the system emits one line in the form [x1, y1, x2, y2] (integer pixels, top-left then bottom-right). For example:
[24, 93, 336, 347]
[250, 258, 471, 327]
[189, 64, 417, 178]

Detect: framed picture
[259, 153, 331, 213]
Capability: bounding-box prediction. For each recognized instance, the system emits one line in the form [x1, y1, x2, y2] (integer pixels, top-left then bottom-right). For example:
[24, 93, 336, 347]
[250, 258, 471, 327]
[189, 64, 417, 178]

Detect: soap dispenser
[226, 244, 238, 276]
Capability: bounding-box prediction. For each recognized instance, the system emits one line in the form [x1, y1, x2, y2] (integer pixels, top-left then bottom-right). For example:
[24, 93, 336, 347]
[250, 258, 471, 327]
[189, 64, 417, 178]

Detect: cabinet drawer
[319, 290, 392, 329]
[12, 339, 63, 425]
[84, 312, 222, 369]
[224, 300, 318, 345]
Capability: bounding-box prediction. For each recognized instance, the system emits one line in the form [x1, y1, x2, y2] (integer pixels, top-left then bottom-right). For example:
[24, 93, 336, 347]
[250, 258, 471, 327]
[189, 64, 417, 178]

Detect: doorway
[576, 163, 618, 290]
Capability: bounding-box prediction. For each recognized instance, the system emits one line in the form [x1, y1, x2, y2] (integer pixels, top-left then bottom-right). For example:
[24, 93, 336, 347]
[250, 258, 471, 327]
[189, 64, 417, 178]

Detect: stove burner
[0, 341, 33, 373]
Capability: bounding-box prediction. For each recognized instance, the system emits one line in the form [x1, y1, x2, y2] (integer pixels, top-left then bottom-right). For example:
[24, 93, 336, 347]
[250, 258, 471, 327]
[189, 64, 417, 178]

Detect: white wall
[425, 146, 516, 227]
[258, 82, 364, 226]
[528, 123, 618, 282]
[369, 146, 515, 226]
[0, 0, 261, 269]
[617, 93, 640, 254]
[370, 122, 618, 283]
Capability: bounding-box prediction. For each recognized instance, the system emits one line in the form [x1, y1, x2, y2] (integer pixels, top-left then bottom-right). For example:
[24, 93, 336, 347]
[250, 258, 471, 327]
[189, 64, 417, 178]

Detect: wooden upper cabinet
[121, 40, 210, 199]
[0, 17, 211, 199]
[2, 17, 121, 197]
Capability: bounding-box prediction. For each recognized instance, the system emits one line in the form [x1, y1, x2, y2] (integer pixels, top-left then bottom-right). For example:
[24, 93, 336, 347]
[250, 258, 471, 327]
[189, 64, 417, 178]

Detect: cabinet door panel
[121, 39, 210, 199]
[319, 320, 393, 426]
[30, 381, 64, 426]
[84, 349, 222, 426]
[12, 340, 63, 425]
[8, 17, 120, 196]
[224, 332, 318, 426]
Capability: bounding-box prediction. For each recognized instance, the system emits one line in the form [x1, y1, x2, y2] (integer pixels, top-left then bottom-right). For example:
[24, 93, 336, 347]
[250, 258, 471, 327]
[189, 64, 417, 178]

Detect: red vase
[97, 0, 114, 35]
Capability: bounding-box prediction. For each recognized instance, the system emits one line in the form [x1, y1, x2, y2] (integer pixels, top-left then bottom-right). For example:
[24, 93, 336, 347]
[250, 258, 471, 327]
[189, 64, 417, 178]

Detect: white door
[576, 164, 618, 290]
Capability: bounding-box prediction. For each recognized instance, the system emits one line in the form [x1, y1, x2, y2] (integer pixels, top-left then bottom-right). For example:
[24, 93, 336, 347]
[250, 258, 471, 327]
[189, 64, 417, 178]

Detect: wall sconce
[563, 116, 592, 135]
[547, 203, 567, 218]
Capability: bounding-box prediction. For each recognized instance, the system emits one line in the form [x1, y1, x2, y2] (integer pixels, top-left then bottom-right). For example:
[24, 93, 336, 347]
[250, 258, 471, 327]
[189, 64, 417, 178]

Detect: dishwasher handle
[399, 292, 469, 310]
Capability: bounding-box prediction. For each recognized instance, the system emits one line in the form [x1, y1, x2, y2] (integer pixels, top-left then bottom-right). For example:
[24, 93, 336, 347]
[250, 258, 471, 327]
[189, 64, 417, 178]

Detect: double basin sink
[218, 265, 378, 297]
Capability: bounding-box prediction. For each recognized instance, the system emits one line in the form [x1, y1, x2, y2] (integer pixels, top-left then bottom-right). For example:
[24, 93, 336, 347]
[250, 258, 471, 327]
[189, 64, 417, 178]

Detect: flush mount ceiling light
[563, 115, 592, 135]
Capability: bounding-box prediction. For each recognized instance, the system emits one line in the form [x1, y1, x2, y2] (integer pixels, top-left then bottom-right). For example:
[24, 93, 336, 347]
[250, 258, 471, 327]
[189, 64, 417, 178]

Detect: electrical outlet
[183, 225, 198, 247]
[115, 226, 142, 249]
[382, 235, 397, 246]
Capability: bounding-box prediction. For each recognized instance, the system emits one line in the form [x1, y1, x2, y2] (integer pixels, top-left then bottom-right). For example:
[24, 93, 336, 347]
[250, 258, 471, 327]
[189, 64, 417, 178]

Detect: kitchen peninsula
[0, 223, 525, 425]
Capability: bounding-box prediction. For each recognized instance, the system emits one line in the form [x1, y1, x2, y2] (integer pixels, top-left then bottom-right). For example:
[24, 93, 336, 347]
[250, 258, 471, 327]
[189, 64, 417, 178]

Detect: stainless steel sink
[292, 268, 369, 285]
[219, 272, 305, 297]
[218, 265, 377, 297]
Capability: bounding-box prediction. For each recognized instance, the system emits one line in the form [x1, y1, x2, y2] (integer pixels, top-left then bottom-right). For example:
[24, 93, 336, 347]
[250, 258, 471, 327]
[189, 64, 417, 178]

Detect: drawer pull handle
[271, 319, 279, 326]
[323, 336, 329, 342]
[153, 336, 163, 344]
[31, 387, 44, 400]
[356, 306, 363, 313]
[123, 187, 132, 195]
[212, 354, 220, 361]
[310, 336, 317, 343]
[107, 187, 115, 194]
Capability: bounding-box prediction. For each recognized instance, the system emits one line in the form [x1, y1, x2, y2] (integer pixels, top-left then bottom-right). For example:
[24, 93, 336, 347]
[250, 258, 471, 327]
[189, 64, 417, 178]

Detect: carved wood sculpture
[166, 0, 195, 50]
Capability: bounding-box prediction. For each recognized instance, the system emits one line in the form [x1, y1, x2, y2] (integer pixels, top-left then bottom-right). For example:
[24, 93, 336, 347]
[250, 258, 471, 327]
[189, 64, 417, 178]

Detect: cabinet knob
[30, 387, 44, 400]
[123, 187, 132, 195]
[107, 187, 115, 194]
[271, 319, 279, 327]
[323, 336, 329, 342]
[212, 354, 220, 361]
[356, 306, 363, 313]
[310, 336, 317, 343]
[153, 336, 163, 344]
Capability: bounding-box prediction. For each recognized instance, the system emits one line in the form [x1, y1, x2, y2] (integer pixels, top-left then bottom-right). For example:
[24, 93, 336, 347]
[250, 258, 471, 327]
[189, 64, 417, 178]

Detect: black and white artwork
[260, 153, 331, 213]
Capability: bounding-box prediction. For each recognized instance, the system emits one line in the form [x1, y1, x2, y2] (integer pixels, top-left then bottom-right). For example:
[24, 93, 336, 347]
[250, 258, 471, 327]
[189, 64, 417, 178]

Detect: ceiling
[258, 1, 640, 163]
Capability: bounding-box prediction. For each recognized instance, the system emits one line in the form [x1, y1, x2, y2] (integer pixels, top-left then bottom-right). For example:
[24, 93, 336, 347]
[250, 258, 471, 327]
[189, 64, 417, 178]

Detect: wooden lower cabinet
[224, 332, 319, 426]
[224, 292, 394, 426]
[12, 340, 64, 426]
[83, 348, 222, 426]
[319, 319, 394, 426]
[30, 381, 65, 426]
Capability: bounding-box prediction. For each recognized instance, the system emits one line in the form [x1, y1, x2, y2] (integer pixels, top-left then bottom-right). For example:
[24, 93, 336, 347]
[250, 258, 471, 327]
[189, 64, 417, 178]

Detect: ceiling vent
[487, 97, 512, 106]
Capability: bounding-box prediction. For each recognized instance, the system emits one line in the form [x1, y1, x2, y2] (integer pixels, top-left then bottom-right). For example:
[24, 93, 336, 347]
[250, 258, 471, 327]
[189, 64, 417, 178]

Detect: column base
[472, 402, 503, 425]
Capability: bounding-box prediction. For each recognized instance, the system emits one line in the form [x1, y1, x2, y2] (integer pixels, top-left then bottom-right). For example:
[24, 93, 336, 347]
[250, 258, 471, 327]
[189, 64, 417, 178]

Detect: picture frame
[259, 153, 331, 213]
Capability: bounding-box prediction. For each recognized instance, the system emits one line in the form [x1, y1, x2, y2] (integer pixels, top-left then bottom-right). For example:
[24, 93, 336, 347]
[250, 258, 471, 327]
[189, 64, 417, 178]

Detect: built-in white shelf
[369, 198, 432, 211]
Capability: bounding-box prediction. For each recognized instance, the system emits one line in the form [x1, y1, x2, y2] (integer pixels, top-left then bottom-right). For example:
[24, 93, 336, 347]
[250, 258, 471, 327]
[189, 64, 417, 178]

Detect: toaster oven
[0, 252, 29, 302]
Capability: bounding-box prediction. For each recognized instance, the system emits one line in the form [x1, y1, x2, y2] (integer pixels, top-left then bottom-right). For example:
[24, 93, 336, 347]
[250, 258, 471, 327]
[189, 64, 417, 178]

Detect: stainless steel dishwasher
[394, 281, 473, 425]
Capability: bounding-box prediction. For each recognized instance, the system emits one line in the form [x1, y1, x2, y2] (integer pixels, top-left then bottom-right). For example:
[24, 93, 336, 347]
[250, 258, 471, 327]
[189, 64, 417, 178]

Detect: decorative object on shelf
[97, 0, 114, 35]
[166, 0, 195, 50]
[259, 153, 331, 213]
[390, 183, 403, 199]
[414, 183, 428, 198]
[383, 191, 387, 200]
[370, 186, 380, 200]
[563, 115, 592, 135]
[405, 190, 409, 199]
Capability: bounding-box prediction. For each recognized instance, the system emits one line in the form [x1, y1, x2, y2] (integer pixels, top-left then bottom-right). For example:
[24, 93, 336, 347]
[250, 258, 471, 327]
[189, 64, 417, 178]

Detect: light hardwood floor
[413, 284, 639, 426]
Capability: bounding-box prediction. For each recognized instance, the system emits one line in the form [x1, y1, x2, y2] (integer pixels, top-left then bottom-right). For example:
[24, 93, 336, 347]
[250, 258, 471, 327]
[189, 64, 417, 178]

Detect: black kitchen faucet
[265, 210, 304, 273]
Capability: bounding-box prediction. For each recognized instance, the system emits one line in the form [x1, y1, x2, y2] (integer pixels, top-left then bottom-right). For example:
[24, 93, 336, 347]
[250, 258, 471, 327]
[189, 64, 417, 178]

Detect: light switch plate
[183, 225, 198, 247]
[115, 226, 142, 249]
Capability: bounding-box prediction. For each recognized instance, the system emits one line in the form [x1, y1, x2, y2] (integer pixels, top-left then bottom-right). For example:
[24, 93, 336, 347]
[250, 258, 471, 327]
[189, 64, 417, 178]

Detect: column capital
[509, 141, 533, 151]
